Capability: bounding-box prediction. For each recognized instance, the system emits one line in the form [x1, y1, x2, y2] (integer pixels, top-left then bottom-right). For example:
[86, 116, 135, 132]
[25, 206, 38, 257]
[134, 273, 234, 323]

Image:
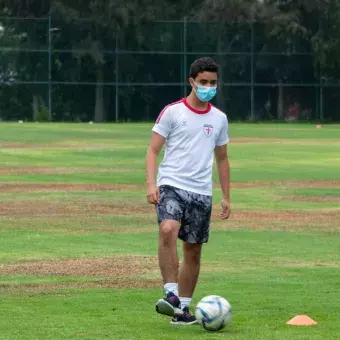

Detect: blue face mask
[194, 82, 217, 102]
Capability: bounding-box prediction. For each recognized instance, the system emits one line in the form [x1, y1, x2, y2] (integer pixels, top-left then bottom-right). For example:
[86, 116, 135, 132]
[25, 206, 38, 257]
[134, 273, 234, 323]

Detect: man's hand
[146, 132, 165, 205]
[220, 198, 231, 219]
[214, 144, 231, 220]
[147, 183, 160, 205]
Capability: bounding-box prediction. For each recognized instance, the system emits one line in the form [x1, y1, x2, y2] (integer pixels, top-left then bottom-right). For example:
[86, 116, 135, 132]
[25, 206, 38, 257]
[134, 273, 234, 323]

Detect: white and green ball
[195, 295, 232, 331]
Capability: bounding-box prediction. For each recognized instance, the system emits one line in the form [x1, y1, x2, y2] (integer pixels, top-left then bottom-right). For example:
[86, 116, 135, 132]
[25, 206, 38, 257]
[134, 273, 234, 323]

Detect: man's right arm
[146, 132, 166, 204]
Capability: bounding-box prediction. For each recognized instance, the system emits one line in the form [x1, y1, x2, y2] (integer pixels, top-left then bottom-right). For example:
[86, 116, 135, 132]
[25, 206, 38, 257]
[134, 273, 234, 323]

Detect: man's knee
[159, 220, 179, 246]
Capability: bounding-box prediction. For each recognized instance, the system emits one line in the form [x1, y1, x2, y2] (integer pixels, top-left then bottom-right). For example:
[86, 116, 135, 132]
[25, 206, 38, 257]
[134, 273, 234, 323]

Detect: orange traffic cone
[286, 315, 318, 326]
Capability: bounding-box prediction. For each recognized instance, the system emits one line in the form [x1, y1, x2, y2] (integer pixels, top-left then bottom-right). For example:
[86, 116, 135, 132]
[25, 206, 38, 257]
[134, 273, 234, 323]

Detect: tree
[192, 0, 262, 118]
[2, 0, 340, 122]
[52, 0, 202, 122]
[0, 0, 50, 16]
[193, 0, 340, 120]
[262, 0, 340, 120]
[0, 2, 50, 121]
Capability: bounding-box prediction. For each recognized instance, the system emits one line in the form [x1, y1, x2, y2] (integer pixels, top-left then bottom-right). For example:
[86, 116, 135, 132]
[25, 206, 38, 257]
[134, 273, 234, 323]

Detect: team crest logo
[203, 124, 213, 138]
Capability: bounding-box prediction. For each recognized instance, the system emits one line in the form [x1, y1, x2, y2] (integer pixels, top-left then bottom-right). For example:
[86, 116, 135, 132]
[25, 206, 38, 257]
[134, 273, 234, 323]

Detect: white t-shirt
[152, 98, 229, 196]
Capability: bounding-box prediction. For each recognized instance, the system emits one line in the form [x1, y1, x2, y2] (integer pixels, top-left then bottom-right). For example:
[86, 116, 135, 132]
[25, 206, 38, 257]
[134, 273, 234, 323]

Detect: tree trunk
[94, 67, 105, 122]
[277, 81, 284, 120]
[32, 95, 39, 121]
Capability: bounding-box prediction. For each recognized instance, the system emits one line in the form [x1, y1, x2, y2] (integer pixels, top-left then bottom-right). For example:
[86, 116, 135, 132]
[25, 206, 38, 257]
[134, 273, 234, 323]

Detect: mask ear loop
[190, 79, 199, 94]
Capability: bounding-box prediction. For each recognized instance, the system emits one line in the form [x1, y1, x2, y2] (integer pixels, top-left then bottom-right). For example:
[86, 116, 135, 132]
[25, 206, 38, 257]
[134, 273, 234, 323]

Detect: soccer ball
[195, 295, 232, 331]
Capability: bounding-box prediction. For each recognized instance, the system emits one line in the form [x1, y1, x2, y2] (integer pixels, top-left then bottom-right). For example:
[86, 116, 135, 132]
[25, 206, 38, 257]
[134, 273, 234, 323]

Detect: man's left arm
[214, 144, 231, 219]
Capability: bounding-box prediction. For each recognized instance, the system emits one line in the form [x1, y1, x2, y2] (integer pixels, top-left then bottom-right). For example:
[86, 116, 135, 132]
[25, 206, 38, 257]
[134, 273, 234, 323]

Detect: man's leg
[178, 242, 202, 298]
[158, 219, 180, 286]
[156, 219, 183, 316]
[178, 242, 202, 307]
[168, 242, 202, 325]
[170, 190, 211, 325]
[155, 186, 185, 316]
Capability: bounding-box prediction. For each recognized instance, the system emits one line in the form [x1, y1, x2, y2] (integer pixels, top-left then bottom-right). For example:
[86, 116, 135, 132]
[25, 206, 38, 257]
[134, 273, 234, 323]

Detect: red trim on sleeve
[156, 99, 183, 123]
[183, 98, 211, 114]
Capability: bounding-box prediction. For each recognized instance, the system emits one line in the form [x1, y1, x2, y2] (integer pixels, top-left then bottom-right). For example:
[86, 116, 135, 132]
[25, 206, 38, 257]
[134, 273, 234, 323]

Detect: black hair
[189, 57, 219, 79]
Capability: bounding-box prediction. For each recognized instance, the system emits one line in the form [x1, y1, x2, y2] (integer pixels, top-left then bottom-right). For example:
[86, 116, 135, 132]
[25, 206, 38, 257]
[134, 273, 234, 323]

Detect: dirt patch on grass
[230, 137, 284, 144]
[0, 200, 153, 216]
[285, 180, 340, 188]
[0, 143, 114, 150]
[1, 142, 146, 150]
[0, 183, 143, 193]
[27, 226, 155, 234]
[0, 168, 138, 175]
[106, 226, 155, 233]
[0, 256, 161, 292]
[0, 279, 161, 294]
[226, 210, 340, 221]
[287, 195, 340, 203]
[204, 259, 339, 272]
[1, 181, 340, 194]
[271, 260, 339, 268]
[227, 180, 340, 189]
[0, 256, 158, 278]
[212, 209, 340, 231]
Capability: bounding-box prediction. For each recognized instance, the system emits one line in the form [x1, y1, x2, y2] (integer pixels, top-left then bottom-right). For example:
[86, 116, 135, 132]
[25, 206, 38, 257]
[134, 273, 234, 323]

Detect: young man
[145, 57, 231, 325]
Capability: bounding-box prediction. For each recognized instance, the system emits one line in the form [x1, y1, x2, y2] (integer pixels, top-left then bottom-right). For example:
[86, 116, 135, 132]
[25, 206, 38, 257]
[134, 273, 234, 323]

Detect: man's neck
[186, 92, 209, 110]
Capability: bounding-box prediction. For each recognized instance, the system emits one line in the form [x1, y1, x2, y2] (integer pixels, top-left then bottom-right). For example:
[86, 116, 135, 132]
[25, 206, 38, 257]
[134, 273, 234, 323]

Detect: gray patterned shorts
[156, 185, 212, 244]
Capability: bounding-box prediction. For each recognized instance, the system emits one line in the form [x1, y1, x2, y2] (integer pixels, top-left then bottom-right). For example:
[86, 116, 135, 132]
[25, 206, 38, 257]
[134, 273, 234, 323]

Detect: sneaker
[156, 292, 183, 317]
[170, 307, 198, 325]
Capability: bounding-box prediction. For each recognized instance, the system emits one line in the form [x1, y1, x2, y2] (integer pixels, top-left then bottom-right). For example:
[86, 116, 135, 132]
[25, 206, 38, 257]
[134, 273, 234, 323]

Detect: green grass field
[0, 122, 339, 340]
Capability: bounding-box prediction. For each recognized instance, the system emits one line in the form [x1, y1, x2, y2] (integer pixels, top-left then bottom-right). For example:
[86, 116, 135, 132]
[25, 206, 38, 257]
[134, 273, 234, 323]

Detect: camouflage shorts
[156, 185, 212, 244]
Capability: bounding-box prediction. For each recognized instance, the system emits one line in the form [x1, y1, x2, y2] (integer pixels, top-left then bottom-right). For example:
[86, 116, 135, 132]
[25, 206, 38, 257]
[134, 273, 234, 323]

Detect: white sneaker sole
[170, 320, 198, 326]
[156, 299, 184, 317]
